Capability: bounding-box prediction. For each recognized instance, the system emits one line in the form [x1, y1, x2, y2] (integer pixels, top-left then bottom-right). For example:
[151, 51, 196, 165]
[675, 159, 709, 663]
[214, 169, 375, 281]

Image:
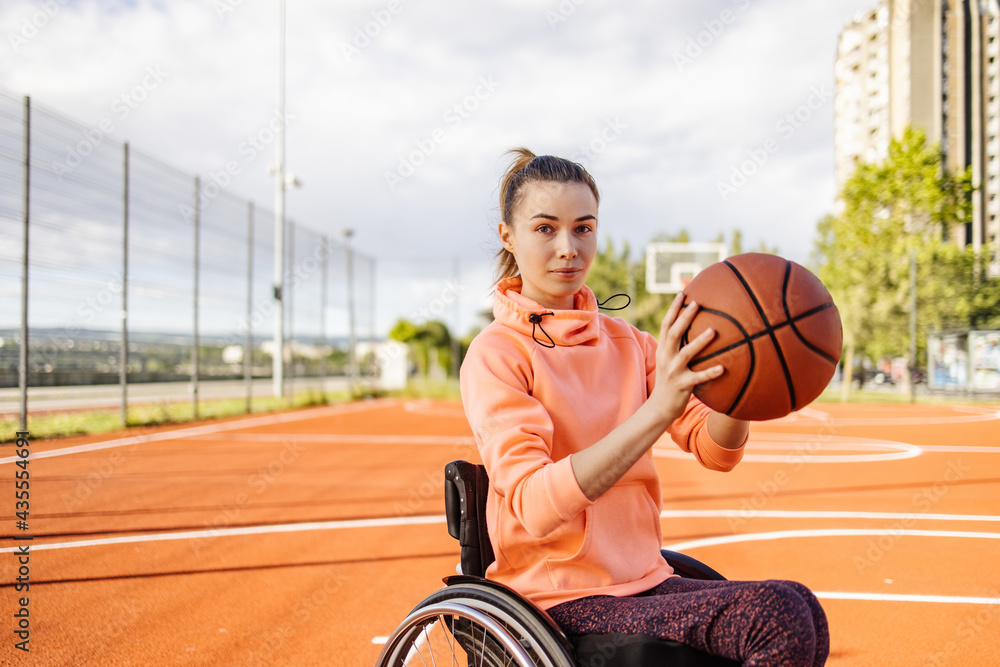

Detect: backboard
[645, 242, 728, 294]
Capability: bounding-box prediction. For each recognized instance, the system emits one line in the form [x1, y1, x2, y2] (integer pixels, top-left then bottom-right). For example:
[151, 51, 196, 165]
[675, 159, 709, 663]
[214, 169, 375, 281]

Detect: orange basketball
[681, 253, 842, 421]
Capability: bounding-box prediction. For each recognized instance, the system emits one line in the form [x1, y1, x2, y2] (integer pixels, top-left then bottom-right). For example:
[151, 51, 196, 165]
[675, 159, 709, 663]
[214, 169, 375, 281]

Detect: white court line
[5, 510, 998, 555]
[814, 592, 1000, 605]
[403, 400, 468, 418]
[0, 399, 396, 466]
[663, 528, 1000, 552]
[194, 433, 475, 446]
[778, 404, 1000, 426]
[654, 433, 923, 463]
[917, 445, 1000, 453]
[0, 514, 446, 553]
[659, 510, 1000, 522]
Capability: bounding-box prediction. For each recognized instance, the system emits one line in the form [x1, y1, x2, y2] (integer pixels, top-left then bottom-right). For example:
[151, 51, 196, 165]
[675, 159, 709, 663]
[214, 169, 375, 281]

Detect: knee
[756, 581, 817, 652]
[770, 580, 830, 664]
[772, 580, 829, 631]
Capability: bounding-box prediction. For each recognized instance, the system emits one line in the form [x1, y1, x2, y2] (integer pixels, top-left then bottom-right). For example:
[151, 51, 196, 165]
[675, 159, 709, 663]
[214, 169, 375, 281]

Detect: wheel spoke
[448, 615, 457, 667]
[403, 622, 430, 667]
[424, 622, 438, 667]
[478, 622, 487, 667]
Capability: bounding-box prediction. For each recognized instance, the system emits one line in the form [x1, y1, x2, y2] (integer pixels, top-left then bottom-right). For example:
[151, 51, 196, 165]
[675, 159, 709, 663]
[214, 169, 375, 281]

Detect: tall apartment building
[834, 0, 1000, 271]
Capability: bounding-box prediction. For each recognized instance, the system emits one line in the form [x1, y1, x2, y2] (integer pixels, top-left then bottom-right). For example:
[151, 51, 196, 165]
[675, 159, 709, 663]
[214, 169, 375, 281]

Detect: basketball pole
[908, 248, 917, 403]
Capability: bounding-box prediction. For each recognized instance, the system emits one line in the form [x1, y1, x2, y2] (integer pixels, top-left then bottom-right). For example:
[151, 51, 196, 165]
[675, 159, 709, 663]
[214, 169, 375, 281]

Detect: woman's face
[499, 180, 598, 310]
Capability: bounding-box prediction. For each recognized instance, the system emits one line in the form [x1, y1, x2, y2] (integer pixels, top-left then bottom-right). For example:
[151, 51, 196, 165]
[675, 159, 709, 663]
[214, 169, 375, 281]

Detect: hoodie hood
[493, 277, 600, 347]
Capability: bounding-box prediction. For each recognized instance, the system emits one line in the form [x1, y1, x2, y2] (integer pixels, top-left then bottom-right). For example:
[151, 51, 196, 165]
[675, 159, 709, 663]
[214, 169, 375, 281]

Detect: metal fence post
[320, 234, 328, 398]
[344, 230, 357, 393]
[193, 176, 200, 419]
[452, 256, 460, 378]
[287, 220, 294, 400]
[121, 141, 130, 427]
[370, 257, 376, 363]
[246, 202, 254, 413]
[18, 96, 30, 432]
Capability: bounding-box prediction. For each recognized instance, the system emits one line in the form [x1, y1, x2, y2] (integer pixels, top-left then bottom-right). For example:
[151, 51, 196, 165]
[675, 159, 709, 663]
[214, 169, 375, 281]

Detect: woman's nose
[556, 232, 578, 259]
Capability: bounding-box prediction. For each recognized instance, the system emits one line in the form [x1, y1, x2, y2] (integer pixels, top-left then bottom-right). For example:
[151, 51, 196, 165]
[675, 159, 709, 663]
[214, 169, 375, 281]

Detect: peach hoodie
[459, 277, 747, 610]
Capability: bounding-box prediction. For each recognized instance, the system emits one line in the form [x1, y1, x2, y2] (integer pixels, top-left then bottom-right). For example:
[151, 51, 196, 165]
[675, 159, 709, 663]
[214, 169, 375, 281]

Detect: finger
[676, 326, 717, 363]
[674, 297, 700, 327]
[664, 301, 700, 349]
[659, 292, 686, 341]
[689, 364, 724, 385]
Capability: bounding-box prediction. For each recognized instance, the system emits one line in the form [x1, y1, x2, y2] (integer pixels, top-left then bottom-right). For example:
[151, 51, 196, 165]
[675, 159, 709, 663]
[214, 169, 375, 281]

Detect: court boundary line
[0, 515, 446, 553]
[658, 509, 1000, 522]
[0, 399, 398, 466]
[663, 528, 1000, 552]
[4, 510, 999, 554]
[778, 404, 1000, 426]
[814, 592, 1000, 605]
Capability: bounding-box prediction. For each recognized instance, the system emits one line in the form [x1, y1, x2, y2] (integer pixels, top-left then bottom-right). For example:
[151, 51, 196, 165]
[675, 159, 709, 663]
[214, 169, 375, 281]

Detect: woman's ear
[498, 222, 515, 254]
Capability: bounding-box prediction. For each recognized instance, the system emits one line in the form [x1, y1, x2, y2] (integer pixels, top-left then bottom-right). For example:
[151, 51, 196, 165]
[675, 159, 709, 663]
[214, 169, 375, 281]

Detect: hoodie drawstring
[526, 294, 631, 348]
[597, 293, 631, 311]
[528, 312, 556, 348]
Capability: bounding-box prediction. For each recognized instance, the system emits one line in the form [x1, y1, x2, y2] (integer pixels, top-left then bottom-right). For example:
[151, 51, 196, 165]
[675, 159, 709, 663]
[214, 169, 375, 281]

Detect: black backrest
[444, 460, 496, 577]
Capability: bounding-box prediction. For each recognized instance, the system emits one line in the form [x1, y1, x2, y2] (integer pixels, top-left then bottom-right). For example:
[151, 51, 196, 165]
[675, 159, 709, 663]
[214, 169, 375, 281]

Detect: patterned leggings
[547, 577, 829, 667]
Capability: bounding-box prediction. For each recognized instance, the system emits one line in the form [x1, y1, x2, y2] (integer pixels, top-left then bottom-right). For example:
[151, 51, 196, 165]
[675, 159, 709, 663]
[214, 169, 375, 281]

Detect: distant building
[835, 0, 1000, 272]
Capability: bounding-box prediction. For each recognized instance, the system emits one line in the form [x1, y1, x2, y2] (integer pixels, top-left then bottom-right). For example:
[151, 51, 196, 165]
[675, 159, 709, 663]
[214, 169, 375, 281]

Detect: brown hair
[494, 147, 600, 284]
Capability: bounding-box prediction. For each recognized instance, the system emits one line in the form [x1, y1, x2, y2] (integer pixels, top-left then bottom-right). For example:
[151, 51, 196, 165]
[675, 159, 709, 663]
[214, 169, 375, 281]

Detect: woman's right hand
[570, 292, 726, 501]
[647, 292, 725, 427]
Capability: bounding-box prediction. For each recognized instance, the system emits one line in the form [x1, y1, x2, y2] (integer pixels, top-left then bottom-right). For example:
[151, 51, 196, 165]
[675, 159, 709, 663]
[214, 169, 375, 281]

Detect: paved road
[0, 376, 351, 415]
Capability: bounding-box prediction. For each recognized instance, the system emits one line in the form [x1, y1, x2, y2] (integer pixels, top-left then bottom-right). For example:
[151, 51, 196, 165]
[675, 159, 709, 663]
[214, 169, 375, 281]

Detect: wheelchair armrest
[661, 549, 727, 581]
[444, 461, 496, 578]
[444, 462, 463, 540]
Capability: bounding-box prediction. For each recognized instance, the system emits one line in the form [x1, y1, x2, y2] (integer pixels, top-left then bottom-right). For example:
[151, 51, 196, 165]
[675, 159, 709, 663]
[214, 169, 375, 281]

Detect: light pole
[272, 0, 286, 399]
[270, 1, 306, 396]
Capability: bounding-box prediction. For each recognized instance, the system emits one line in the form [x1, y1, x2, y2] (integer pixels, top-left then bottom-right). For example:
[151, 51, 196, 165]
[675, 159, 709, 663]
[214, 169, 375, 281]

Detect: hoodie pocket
[546, 482, 661, 590]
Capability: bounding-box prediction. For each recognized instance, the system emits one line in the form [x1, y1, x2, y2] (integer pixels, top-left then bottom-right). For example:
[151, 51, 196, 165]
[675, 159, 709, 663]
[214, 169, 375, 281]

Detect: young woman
[458, 148, 829, 666]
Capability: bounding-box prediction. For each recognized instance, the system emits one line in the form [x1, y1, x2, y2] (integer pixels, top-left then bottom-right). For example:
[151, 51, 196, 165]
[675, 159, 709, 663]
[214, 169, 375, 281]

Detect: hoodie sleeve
[641, 330, 747, 472]
[460, 334, 593, 540]
[667, 398, 746, 471]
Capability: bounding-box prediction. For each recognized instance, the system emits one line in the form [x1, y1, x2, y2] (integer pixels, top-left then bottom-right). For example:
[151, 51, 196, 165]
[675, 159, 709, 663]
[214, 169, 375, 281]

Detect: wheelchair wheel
[376, 584, 575, 667]
[376, 602, 535, 667]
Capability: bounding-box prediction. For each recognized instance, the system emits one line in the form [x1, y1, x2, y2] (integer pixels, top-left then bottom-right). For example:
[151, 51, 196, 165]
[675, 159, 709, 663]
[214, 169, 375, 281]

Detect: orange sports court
[1, 397, 999, 666]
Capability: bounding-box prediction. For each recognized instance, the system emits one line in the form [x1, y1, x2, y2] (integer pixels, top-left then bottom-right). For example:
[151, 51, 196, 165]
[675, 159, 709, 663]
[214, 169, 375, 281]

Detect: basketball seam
[780, 266, 839, 366]
[724, 259, 797, 412]
[685, 304, 757, 417]
[690, 302, 838, 365]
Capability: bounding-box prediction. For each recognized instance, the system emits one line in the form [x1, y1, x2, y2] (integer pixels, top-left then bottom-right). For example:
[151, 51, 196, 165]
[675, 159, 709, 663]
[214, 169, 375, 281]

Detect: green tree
[586, 238, 635, 321]
[388, 318, 454, 379]
[731, 229, 743, 256]
[813, 125, 986, 395]
[388, 319, 418, 344]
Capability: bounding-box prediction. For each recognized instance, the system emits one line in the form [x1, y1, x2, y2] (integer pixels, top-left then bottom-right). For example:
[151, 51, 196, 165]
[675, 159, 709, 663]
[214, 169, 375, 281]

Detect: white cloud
[0, 0, 871, 336]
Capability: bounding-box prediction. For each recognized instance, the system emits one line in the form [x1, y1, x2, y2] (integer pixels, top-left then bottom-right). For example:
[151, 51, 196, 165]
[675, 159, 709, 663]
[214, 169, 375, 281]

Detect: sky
[1, 0, 873, 340]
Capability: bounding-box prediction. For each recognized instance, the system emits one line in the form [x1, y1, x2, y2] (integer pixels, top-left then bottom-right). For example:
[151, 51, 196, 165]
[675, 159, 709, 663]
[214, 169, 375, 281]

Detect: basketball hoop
[645, 243, 728, 294]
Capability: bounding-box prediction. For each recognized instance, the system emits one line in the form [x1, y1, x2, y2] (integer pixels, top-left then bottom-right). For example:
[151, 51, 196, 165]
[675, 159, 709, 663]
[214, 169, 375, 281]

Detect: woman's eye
[537, 225, 552, 233]
[576, 225, 593, 234]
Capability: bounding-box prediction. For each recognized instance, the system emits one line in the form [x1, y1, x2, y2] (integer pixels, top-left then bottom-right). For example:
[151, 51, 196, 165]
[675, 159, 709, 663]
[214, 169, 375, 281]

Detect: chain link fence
[0, 89, 375, 428]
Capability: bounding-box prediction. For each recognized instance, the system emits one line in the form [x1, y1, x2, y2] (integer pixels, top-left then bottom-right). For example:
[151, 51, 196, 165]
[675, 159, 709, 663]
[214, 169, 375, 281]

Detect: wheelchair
[375, 461, 740, 667]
